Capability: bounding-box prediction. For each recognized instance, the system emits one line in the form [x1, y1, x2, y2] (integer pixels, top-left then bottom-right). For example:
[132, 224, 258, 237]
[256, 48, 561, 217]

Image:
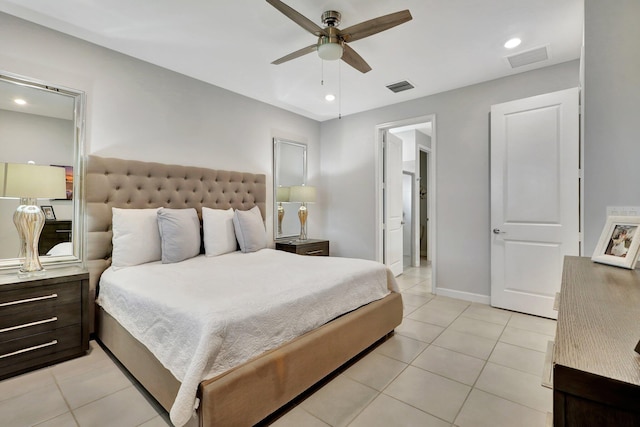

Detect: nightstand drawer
[0, 325, 82, 379]
[297, 242, 329, 256]
[0, 302, 82, 343]
[0, 281, 81, 329]
[276, 239, 329, 256]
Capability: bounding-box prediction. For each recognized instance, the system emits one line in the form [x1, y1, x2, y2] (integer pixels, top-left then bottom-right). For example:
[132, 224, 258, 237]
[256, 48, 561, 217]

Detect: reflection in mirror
[0, 73, 85, 270]
[273, 138, 306, 239]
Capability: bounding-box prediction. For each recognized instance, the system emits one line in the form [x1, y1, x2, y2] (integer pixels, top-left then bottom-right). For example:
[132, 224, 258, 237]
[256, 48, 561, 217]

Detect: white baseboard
[435, 287, 491, 305]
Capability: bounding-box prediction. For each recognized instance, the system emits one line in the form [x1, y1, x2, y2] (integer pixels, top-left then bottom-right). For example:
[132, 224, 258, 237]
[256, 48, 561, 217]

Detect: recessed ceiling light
[504, 38, 522, 49]
[325, 94, 336, 102]
[14, 98, 27, 105]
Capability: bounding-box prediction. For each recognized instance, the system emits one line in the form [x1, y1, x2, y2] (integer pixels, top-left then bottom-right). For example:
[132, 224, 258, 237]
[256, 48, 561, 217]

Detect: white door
[490, 88, 579, 319]
[384, 132, 404, 277]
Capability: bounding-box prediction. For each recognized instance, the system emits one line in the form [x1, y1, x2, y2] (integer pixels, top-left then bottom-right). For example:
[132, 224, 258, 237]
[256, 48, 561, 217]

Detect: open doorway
[375, 115, 436, 291]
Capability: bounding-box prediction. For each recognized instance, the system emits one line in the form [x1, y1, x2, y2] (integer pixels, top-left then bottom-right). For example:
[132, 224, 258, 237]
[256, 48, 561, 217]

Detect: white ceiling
[0, 0, 583, 122]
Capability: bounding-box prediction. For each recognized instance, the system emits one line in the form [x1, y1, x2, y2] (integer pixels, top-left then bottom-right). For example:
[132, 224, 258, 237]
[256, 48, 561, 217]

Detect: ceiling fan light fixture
[317, 40, 343, 61]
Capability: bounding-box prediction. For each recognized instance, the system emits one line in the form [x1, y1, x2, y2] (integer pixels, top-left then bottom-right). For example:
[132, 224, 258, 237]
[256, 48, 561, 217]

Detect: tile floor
[1, 262, 556, 427]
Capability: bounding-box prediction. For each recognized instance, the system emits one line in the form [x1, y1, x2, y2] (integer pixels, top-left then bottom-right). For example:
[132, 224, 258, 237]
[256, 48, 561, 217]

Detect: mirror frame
[273, 138, 307, 240]
[0, 71, 86, 271]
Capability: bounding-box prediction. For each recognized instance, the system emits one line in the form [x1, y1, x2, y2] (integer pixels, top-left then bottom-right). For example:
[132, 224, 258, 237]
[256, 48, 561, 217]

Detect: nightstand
[39, 220, 72, 255]
[276, 239, 329, 256]
[0, 267, 90, 380]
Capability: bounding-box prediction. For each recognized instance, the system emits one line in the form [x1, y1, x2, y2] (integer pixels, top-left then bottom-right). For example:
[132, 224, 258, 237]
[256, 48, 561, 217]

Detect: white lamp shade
[276, 186, 290, 202]
[3, 163, 67, 199]
[289, 185, 316, 203]
[317, 43, 343, 61]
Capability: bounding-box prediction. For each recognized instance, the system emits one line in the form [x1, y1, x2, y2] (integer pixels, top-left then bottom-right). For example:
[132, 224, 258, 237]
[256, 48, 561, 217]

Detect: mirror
[273, 138, 307, 240]
[0, 72, 85, 269]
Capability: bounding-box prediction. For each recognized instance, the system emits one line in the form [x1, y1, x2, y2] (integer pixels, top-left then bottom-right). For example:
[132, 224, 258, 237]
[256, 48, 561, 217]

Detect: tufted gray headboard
[85, 155, 266, 330]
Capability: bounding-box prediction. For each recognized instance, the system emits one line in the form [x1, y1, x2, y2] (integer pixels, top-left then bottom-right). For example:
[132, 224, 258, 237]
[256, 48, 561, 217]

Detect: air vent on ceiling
[506, 46, 549, 68]
[386, 80, 415, 93]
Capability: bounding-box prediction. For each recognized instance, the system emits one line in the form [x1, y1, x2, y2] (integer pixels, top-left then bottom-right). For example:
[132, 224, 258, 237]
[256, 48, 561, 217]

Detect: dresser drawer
[0, 302, 81, 343]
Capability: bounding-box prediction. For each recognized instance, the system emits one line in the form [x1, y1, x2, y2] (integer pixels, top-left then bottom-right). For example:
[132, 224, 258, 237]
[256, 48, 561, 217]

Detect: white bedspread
[96, 249, 396, 426]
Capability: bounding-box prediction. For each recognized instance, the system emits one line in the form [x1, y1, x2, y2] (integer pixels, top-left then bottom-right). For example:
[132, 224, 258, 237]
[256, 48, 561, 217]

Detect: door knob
[493, 228, 506, 234]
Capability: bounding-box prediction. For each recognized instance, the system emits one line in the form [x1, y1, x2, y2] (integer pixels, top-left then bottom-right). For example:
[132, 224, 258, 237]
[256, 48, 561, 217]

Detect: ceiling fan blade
[341, 44, 372, 73]
[272, 44, 318, 65]
[340, 10, 412, 43]
[266, 0, 326, 37]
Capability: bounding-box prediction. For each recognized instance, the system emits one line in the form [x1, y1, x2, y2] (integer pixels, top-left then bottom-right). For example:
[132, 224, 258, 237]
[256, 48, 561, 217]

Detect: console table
[553, 256, 640, 426]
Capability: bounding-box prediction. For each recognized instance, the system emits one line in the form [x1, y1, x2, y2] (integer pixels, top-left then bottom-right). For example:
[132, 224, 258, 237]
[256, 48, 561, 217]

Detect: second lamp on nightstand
[275, 239, 329, 256]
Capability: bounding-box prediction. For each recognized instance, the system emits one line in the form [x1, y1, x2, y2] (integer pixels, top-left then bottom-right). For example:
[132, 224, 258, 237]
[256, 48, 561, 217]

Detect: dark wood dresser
[0, 267, 89, 380]
[38, 220, 72, 255]
[275, 239, 329, 256]
[553, 256, 640, 426]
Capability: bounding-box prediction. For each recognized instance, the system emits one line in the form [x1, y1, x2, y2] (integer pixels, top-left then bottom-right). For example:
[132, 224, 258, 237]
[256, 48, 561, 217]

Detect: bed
[85, 155, 403, 426]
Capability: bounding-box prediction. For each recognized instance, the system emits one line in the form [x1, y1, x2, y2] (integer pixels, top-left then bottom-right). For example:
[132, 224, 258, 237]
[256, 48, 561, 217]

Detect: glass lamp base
[298, 204, 308, 240]
[14, 199, 46, 277]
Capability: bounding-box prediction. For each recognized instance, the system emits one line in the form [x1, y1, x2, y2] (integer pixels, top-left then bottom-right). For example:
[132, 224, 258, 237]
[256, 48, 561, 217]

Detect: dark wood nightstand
[275, 239, 329, 256]
[39, 220, 72, 255]
[0, 267, 90, 380]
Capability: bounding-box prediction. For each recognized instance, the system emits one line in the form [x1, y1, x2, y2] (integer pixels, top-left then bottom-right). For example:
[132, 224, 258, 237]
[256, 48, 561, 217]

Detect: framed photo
[41, 205, 56, 221]
[592, 216, 640, 269]
[51, 165, 73, 200]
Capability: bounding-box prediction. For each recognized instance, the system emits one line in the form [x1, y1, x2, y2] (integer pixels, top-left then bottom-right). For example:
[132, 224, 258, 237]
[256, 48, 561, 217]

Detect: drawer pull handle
[56, 230, 72, 233]
[0, 317, 58, 334]
[306, 250, 324, 255]
[0, 340, 58, 359]
[0, 293, 57, 307]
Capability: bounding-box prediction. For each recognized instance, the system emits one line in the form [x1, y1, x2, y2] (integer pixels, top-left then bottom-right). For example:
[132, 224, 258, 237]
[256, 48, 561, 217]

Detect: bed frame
[85, 155, 403, 426]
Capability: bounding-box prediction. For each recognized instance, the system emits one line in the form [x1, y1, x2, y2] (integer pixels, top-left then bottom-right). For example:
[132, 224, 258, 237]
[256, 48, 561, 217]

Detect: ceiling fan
[266, 0, 412, 73]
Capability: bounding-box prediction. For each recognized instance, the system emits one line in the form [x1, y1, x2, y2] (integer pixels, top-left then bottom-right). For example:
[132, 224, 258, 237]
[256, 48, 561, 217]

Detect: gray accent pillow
[233, 206, 267, 253]
[157, 208, 201, 263]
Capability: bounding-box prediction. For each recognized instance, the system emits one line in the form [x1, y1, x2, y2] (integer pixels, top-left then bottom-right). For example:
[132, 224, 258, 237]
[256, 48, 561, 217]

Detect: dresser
[38, 220, 72, 255]
[0, 267, 90, 380]
[553, 256, 640, 426]
[275, 239, 329, 256]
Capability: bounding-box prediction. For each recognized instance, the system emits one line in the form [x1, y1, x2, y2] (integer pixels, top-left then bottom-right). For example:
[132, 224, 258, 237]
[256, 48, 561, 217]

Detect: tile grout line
[49, 367, 81, 427]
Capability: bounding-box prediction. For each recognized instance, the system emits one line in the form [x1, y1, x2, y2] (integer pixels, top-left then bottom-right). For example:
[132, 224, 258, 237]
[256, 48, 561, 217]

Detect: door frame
[375, 114, 436, 291]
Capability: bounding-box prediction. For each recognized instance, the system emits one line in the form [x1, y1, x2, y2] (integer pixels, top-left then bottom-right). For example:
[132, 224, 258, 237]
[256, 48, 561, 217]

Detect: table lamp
[2, 162, 66, 277]
[289, 185, 316, 241]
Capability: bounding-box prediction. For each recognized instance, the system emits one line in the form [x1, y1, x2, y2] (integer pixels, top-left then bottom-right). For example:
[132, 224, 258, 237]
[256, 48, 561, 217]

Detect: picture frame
[41, 205, 56, 221]
[592, 215, 640, 269]
[51, 165, 73, 200]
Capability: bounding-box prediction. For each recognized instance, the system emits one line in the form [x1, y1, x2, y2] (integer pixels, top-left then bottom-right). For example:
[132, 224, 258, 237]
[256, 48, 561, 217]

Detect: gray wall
[583, 0, 640, 254]
[0, 12, 322, 241]
[321, 60, 580, 300]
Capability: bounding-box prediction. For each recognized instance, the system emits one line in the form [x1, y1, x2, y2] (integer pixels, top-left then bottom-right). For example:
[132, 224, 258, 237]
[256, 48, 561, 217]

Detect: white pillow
[111, 207, 161, 269]
[202, 207, 237, 256]
[157, 208, 201, 263]
[46, 242, 73, 256]
[233, 206, 267, 253]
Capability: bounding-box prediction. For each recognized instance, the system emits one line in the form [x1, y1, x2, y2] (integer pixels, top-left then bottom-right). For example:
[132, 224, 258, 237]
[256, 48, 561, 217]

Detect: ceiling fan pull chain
[321, 60, 324, 86]
[338, 60, 342, 120]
